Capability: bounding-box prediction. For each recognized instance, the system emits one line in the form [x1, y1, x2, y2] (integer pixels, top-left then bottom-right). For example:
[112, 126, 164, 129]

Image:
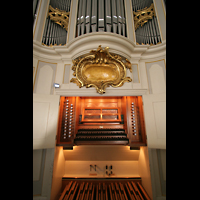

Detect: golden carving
[133, 3, 156, 31]
[48, 5, 70, 32]
[70, 45, 132, 94]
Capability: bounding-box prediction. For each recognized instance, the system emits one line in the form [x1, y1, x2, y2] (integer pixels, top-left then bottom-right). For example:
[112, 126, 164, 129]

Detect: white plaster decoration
[33, 33, 166, 63]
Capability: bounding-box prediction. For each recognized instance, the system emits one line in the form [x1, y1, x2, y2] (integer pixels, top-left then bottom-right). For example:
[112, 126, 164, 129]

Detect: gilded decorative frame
[70, 45, 132, 94]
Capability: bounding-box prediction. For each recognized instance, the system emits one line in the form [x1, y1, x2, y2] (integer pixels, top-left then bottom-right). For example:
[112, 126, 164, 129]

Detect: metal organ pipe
[85, 0, 91, 33]
[153, 17, 161, 43]
[148, 19, 154, 44]
[76, 0, 127, 37]
[76, 0, 82, 36]
[81, 0, 86, 35]
[119, 0, 126, 36]
[116, 0, 122, 35]
[42, 0, 71, 46]
[98, 0, 105, 32]
[105, 0, 111, 32]
[91, 0, 97, 32]
[132, 0, 162, 45]
[111, 0, 118, 34]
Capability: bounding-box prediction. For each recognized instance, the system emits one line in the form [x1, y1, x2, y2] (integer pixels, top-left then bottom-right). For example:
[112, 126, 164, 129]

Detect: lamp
[53, 83, 60, 88]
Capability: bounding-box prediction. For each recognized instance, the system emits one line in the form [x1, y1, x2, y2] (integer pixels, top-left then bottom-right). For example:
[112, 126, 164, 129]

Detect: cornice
[33, 33, 165, 62]
[54, 88, 148, 96]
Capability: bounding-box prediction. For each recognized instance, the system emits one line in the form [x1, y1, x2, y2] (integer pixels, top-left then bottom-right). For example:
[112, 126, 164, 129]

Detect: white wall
[50, 147, 66, 200]
[63, 145, 139, 177]
[138, 146, 153, 199]
[145, 60, 166, 95]
[33, 148, 55, 200]
[63, 145, 140, 178]
[64, 160, 139, 178]
[148, 148, 166, 200]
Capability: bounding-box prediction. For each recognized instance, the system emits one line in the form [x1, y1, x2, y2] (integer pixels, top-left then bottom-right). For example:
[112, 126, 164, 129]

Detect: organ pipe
[42, 0, 71, 46]
[132, 0, 162, 45]
[81, 0, 86, 35]
[111, 0, 118, 33]
[105, 0, 111, 32]
[76, 0, 127, 37]
[91, 0, 97, 32]
[116, 0, 122, 35]
[98, 0, 104, 31]
[41, 0, 162, 45]
[120, 0, 126, 36]
[85, 0, 91, 33]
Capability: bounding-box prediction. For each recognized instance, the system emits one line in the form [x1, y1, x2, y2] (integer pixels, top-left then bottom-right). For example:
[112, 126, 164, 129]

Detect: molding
[33, 33, 166, 62]
[54, 88, 148, 96]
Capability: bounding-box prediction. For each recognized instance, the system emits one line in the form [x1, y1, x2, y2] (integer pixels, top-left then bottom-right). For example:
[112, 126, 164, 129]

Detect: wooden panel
[76, 97, 126, 137]
[56, 97, 76, 147]
[126, 96, 146, 147]
[137, 96, 147, 145]
[77, 124, 124, 130]
[56, 97, 65, 145]
[81, 107, 121, 122]
[127, 96, 140, 142]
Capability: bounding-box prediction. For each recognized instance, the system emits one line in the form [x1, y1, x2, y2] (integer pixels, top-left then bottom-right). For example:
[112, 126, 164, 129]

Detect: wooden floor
[59, 179, 151, 200]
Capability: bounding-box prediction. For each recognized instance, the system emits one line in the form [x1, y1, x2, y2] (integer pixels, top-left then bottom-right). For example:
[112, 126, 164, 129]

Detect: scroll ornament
[70, 45, 132, 94]
[133, 3, 156, 31]
[48, 5, 70, 32]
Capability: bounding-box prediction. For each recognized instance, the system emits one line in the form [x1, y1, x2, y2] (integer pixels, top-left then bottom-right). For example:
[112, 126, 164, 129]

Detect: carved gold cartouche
[70, 45, 132, 94]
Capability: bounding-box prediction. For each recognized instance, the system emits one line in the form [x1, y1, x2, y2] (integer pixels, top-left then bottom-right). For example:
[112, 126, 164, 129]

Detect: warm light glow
[63, 146, 74, 151]
[129, 146, 140, 150]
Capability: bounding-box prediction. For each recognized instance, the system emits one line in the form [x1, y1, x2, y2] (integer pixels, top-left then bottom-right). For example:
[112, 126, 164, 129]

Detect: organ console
[56, 96, 146, 148]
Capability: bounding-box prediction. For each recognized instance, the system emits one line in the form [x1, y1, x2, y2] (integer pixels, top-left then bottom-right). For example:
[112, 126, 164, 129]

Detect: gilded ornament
[48, 5, 70, 32]
[70, 45, 132, 94]
[133, 3, 156, 31]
